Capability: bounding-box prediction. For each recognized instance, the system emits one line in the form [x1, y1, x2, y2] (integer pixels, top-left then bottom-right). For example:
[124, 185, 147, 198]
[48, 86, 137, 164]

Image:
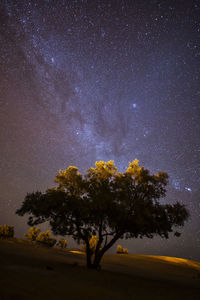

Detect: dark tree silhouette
[16, 160, 189, 269]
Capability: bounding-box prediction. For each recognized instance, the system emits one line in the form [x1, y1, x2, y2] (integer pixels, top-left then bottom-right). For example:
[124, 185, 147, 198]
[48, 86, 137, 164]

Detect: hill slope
[0, 238, 199, 300]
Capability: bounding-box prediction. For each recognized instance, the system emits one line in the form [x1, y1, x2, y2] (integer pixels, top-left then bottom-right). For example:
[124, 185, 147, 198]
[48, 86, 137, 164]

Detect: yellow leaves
[24, 226, 41, 241]
[55, 166, 81, 185]
[88, 235, 99, 252]
[55, 160, 147, 186]
[37, 230, 51, 239]
[36, 230, 57, 247]
[0, 224, 14, 238]
[55, 166, 83, 196]
[82, 235, 100, 253]
[57, 238, 67, 248]
[25, 227, 57, 247]
[114, 172, 124, 179]
[116, 244, 128, 254]
[94, 160, 117, 174]
[126, 159, 143, 177]
[87, 160, 118, 180]
[132, 159, 139, 166]
[54, 159, 167, 192]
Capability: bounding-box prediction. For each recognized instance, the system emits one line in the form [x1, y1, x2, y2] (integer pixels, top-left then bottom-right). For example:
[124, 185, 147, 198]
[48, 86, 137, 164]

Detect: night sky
[0, 0, 200, 261]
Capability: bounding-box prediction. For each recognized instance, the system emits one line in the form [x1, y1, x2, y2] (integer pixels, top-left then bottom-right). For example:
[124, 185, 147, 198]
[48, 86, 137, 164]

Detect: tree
[16, 159, 189, 269]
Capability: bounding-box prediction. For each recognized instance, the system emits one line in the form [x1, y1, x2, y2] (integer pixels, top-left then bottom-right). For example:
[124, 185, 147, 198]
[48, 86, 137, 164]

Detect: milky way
[0, 0, 200, 260]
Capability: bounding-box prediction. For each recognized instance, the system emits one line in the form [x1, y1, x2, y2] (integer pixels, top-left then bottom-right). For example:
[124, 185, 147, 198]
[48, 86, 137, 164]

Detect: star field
[0, 0, 200, 260]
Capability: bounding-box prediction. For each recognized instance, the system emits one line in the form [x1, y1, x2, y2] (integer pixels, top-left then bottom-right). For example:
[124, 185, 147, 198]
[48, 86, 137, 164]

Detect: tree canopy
[16, 159, 189, 269]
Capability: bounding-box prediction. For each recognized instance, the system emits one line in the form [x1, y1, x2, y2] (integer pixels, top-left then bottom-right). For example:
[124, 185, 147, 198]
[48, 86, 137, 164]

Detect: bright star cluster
[0, 0, 199, 260]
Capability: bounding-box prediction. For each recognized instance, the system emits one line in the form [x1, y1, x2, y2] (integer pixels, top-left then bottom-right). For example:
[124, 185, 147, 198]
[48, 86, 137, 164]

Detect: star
[0, 0, 199, 261]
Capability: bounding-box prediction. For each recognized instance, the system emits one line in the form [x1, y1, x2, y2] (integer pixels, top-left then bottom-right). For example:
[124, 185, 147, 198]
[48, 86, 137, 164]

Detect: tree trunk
[92, 252, 103, 270]
[92, 235, 103, 269]
[86, 249, 92, 268]
[86, 253, 101, 270]
[89, 233, 122, 270]
[85, 240, 93, 269]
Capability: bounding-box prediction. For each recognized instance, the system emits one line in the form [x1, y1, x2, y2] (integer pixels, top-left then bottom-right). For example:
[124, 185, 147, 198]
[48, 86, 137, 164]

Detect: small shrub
[116, 244, 128, 254]
[57, 238, 67, 248]
[36, 230, 57, 247]
[116, 245, 123, 253]
[123, 248, 128, 254]
[0, 225, 14, 238]
[24, 226, 41, 241]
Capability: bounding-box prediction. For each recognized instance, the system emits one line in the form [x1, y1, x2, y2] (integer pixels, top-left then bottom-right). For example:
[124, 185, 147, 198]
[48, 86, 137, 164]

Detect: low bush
[116, 245, 128, 254]
[57, 238, 67, 248]
[24, 226, 41, 241]
[36, 230, 57, 247]
[0, 224, 14, 238]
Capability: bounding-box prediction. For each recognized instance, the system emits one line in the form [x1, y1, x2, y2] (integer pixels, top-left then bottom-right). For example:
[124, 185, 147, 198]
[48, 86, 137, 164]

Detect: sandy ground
[0, 238, 199, 300]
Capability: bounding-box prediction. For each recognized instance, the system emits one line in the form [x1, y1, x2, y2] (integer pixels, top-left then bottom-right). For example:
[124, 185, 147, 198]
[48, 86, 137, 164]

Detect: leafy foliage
[116, 245, 128, 254]
[24, 226, 41, 241]
[0, 224, 14, 238]
[36, 230, 57, 247]
[57, 238, 67, 248]
[82, 235, 101, 254]
[16, 159, 189, 269]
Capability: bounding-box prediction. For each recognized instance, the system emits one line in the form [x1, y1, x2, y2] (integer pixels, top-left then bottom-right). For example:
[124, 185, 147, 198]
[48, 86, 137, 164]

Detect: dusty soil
[0, 238, 199, 300]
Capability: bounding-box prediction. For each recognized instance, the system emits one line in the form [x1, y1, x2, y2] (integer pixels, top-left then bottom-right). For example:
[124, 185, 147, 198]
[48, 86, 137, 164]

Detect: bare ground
[0, 238, 199, 300]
